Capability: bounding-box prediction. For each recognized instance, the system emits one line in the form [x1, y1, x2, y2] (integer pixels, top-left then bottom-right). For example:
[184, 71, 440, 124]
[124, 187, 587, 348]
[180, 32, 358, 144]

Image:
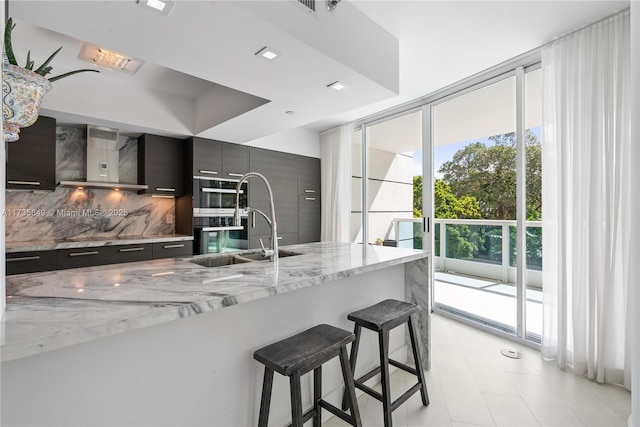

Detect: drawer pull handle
[199, 170, 218, 175]
[155, 187, 176, 192]
[8, 180, 41, 186]
[69, 251, 100, 257]
[304, 190, 316, 193]
[7, 256, 41, 262]
[119, 247, 145, 253]
[277, 237, 283, 240]
[227, 173, 244, 177]
[305, 197, 316, 201]
[163, 244, 185, 249]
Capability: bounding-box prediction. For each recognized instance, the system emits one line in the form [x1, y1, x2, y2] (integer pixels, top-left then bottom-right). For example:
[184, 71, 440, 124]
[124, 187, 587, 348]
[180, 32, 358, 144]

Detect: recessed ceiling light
[78, 43, 144, 74]
[137, 0, 175, 15]
[327, 81, 346, 91]
[255, 46, 282, 61]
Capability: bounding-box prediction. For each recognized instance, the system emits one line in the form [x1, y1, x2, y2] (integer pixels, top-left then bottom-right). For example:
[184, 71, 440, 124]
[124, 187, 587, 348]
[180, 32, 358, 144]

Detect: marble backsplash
[6, 126, 176, 242]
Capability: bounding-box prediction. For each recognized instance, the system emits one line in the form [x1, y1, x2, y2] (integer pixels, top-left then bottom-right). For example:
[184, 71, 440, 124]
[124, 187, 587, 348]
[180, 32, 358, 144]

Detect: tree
[413, 175, 422, 218]
[438, 131, 542, 220]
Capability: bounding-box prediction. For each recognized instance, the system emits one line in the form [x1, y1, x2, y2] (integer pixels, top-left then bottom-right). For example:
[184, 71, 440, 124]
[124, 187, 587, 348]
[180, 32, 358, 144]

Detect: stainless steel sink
[188, 250, 301, 268]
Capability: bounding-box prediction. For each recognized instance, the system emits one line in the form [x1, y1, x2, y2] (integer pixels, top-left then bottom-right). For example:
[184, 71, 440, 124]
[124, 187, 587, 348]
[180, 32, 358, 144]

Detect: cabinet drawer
[152, 241, 193, 259]
[108, 244, 153, 264]
[57, 247, 110, 270]
[6, 250, 57, 275]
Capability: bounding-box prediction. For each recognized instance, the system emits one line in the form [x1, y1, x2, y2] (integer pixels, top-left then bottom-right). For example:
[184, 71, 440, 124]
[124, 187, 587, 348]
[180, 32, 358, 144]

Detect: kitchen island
[1, 242, 429, 426]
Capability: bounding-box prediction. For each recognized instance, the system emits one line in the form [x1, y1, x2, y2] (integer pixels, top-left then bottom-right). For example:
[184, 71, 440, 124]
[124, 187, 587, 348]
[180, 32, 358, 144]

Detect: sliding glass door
[430, 67, 542, 343]
[350, 56, 542, 345]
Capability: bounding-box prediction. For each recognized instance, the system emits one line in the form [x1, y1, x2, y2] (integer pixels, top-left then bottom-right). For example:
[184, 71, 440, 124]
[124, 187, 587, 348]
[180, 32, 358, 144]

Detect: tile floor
[324, 313, 631, 426]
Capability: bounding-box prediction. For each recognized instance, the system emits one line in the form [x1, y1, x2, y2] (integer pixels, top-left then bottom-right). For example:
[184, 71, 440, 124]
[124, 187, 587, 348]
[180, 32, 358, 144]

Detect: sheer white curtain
[320, 124, 353, 242]
[629, 3, 640, 425]
[541, 10, 631, 386]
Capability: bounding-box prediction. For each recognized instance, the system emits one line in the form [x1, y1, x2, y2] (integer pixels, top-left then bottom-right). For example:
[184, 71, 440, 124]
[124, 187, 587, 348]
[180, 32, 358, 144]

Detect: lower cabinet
[152, 241, 193, 259]
[6, 251, 58, 275]
[298, 195, 321, 243]
[108, 244, 153, 264]
[6, 240, 193, 275]
[57, 248, 110, 270]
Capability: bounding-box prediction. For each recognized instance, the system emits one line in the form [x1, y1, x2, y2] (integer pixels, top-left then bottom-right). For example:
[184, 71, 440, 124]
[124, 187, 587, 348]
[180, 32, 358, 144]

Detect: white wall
[351, 146, 415, 244]
[244, 126, 320, 158]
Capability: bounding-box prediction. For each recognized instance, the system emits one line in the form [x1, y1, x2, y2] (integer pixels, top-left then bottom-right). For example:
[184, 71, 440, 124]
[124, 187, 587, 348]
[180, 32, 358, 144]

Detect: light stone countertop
[1, 242, 428, 362]
[5, 234, 194, 253]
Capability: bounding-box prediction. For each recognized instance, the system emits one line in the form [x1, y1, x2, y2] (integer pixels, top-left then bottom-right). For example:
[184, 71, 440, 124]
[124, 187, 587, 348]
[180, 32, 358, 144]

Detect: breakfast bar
[1, 242, 430, 426]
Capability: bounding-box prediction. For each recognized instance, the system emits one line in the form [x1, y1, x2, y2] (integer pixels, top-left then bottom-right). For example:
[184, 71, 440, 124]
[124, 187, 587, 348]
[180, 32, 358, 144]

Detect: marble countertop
[5, 234, 194, 253]
[1, 242, 428, 362]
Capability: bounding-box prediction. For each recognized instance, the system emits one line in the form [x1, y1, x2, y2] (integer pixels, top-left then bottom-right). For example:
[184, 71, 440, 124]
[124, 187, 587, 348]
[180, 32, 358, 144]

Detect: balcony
[393, 218, 542, 340]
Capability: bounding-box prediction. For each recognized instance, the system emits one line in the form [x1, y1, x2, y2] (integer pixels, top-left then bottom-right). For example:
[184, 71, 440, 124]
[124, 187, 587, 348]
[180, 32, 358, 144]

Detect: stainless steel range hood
[59, 125, 148, 191]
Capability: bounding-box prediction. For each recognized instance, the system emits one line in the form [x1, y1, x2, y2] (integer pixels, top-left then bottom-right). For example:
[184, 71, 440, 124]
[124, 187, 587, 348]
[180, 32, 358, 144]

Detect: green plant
[4, 17, 99, 82]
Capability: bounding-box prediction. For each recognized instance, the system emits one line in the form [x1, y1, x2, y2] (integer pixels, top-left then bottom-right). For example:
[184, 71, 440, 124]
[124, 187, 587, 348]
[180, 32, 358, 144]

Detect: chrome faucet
[233, 172, 278, 262]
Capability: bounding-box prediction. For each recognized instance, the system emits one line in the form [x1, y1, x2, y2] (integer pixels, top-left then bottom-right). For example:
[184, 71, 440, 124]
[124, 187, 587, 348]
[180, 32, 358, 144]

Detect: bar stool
[342, 299, 429, 427]
[253, 324, 362, 427]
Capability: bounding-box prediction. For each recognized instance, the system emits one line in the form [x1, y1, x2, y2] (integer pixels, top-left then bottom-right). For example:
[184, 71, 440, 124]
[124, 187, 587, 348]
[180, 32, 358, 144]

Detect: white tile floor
[324, 313, 631, 426]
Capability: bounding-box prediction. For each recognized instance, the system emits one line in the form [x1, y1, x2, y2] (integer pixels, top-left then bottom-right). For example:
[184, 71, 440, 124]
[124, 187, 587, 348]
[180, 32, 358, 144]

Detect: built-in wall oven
[193, 177, 249, 255]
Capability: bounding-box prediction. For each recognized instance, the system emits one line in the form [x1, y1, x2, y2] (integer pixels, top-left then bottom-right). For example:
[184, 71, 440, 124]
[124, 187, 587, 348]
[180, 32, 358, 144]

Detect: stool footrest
[355, 365, 381, 384]
[319, 399, 358, 425]
[354, 381, 383, 402]
[391, 382, 423, 412]
[389, 359, 418, 376]
[284, 407, 316, 427]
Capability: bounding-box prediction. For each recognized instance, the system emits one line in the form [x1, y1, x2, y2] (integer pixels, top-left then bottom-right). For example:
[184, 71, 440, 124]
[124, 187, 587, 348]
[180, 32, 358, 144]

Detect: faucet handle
[258, 238, 275, 258]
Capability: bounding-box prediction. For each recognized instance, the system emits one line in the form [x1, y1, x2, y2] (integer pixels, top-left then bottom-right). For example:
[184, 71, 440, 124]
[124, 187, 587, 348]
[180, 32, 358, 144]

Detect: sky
[412, 127, 542, 177]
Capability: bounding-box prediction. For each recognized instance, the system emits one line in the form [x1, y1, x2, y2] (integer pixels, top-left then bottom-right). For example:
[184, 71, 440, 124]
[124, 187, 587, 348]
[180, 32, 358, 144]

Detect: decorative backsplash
[5, 126, 175, 242]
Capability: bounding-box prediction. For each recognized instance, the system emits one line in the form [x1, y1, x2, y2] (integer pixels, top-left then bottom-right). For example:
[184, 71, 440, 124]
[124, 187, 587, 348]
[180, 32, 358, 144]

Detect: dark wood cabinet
[57, 247, 110, 270]
[108, 244, 153, 264]
[298, 156, 321, 195]
[298, 156, 321, 243]
[6, 116, 56, 191]
[189, 137, 222, 178]
[249, 232, 298, 250]
[152, 241, 193, 259]
[138, 134, 185, 196]
[298, 194, 321, 243]
[222, 143, 249, 179]
[6, 250, 57, 275]
[248, 148, 299, 242]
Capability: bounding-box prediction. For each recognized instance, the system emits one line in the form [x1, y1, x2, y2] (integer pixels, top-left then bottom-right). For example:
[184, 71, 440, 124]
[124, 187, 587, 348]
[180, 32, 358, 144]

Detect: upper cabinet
[138, 134, 185, 196]
[248, 148, 299, 237]
[298, 156, 321, 195]
[6, 115, 56, 191]
[190, 137, 222, 178]
[221, 143, 249, 179]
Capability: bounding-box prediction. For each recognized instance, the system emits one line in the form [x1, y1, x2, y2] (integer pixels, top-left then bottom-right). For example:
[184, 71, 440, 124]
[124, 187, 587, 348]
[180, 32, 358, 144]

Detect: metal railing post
[502, 224, 510, 283]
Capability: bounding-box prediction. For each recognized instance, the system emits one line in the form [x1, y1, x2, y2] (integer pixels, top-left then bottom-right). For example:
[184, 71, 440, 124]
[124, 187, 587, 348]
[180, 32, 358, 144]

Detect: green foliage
[413, 175, 423, 218]
[4, 17, 99, 82]
[438, 131, 542, 220]
[434, 179, 481, 219]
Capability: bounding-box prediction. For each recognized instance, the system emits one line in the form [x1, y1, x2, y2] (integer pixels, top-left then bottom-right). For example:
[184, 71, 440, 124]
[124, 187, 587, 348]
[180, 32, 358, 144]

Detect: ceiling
[9, 0, 630, 143]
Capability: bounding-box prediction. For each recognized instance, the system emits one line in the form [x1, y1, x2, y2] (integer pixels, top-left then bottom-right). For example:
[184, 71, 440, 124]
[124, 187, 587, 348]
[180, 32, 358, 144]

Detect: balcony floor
[434, 271, 543, 337]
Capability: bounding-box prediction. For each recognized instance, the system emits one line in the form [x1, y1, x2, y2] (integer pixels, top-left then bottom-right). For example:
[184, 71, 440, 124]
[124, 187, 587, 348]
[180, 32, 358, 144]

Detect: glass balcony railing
[393, 218, 543, 288]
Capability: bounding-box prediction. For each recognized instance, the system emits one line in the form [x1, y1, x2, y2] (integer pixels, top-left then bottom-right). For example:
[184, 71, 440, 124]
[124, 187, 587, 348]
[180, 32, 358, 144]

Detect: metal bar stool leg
[313, 366, 322, 427]
[339, 346, 362, 427]
[290, 371, 304, 427]
[408, 315, 429, 406]
[258, 367, 274, 427]
[378, 329, 393, 427]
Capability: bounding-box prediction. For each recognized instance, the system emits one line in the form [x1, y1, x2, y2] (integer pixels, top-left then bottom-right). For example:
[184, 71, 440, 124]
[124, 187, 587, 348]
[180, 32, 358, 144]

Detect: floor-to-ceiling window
[350, 54, 542, 346]
[351, 111, 422, 248]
